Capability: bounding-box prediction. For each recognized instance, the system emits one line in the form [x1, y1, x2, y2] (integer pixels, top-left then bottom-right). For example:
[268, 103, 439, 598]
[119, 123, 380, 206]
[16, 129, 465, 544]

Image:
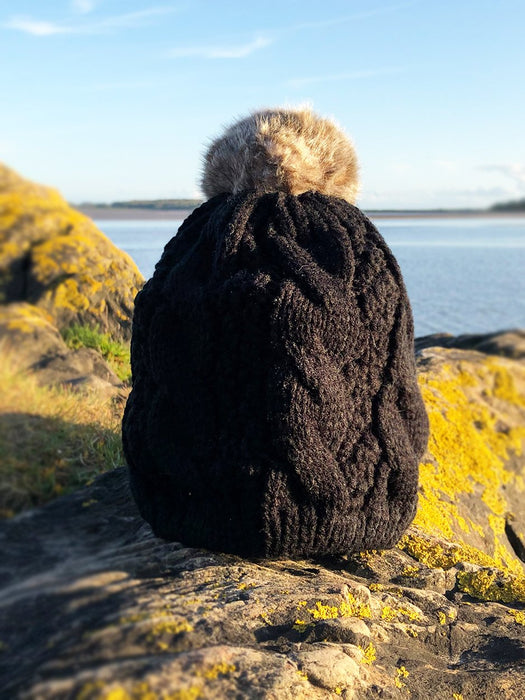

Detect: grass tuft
[61, 323, 131, 382]
[0, 350, 125, 517]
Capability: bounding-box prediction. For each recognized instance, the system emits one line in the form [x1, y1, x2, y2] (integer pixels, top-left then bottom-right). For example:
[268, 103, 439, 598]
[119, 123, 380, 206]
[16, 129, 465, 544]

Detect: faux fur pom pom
[201, 108, 359, 203]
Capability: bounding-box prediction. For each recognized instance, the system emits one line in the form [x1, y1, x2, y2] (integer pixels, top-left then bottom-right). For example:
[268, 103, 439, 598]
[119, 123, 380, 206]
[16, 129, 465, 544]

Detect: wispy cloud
[166, 2, 416, 63]
[4, 17, 70, 36]
[71, 0, 95, 14]
[291, 1, 421, 32]
[4, 7, 177, 36]
[168, 36, 272, 59]
[287, 66, 405, 88]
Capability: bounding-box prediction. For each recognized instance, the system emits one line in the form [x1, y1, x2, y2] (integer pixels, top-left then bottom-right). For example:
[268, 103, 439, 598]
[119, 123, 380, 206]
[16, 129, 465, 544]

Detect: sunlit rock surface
[0, 333, 524, 699]
[0, 163, 143, 391]
[0, 163, 143, 342]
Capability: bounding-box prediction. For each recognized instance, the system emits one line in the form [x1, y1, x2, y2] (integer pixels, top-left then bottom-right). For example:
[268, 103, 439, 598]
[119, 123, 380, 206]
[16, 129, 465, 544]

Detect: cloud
[168, 36, 272, 59]
[93, 7, 177, 31]
[4, 7, 177, 36]
[71, 0, 95, 14]
[291, 1, 421, 32]
[4, 17, 70, 36]
[480, 164, 525, 190]
[287, 66, 405, 88]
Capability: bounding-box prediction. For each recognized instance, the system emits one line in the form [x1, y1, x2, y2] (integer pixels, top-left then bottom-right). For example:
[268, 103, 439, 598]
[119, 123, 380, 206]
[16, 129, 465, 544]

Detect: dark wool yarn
[122, 190, 429, 558]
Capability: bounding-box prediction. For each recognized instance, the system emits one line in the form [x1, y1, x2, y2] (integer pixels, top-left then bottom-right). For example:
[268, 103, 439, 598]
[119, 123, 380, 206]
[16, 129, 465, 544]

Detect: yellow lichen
[307, 596, 371, 620]
[293, 619, 309, 632]
[456, 569, 525, 603]
[236, 582, 256, 590]
[438, 611, 447, 625]
[117, 609, 193, 650]
[507, 609, 525, 625]
[0, 164, 143, 341]
[259, 612, 272, 625]
[413, 358, 525, 575]
[76, 681, 201, 700]
[199, 663, 236, 680]
[102, 690, 131, 700]
[487, 360, 525, 407]
[148, 618, 193, 641]
[368, 583, 384, 592]
[399, 532, 496, 570]
[395, 665, 410, 689]
[75, 681, 105, 700]
[381, 605, 421, 622]
[358, 642, 376, 665]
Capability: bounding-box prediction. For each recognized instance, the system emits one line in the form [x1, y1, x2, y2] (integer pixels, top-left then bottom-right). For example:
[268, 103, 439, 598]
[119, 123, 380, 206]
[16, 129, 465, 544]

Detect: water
[94, 215, 525, 338]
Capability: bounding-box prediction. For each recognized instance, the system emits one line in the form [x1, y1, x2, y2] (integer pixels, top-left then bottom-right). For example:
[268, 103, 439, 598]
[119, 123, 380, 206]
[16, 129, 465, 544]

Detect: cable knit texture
[122, 191, 429, 558]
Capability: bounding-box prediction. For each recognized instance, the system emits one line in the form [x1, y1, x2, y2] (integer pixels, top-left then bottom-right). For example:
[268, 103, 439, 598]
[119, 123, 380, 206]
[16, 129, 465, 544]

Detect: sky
[1, 0, 525, 209]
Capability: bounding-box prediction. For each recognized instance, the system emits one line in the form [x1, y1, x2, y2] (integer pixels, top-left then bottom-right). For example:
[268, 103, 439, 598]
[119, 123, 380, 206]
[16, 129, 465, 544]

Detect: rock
[1, 176, 525, 699]
[410, 345, 525, 570]
[415, 329, 525, 360]
[311, 618, 370, 645]
[0, 332, 524, 698]
[0, 302, 122, 395]
[0, 163, 144, 342]
[0, 163, 142, 393]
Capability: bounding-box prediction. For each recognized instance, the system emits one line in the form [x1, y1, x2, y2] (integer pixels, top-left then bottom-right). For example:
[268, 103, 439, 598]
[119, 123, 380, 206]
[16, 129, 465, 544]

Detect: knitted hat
[122, 108, 429, 558]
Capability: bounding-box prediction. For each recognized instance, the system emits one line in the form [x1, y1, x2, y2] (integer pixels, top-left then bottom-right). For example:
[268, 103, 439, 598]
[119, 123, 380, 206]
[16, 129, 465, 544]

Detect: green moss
[62, 323, 131, 382]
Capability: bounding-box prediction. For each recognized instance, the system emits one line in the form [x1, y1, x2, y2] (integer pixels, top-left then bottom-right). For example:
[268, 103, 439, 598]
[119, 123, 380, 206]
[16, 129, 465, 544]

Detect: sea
[94, 215, 525, 339]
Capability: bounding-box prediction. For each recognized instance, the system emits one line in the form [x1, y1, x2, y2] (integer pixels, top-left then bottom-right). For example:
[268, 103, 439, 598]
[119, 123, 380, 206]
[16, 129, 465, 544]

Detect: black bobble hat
[122, 108, 429, 558]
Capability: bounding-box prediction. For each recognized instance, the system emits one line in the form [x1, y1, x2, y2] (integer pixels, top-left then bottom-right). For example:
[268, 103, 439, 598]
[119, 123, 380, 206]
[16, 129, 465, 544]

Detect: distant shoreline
[78, 206, 194, 221]
[77, 205, 525, 222]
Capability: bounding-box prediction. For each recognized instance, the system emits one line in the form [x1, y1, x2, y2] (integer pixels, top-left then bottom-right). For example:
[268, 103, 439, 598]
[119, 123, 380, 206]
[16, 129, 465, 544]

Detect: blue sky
[1, 0, 524, 209]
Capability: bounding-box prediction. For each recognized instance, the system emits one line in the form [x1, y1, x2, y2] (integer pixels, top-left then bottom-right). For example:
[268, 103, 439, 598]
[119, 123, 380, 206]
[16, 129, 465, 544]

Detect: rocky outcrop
[415, 329, 525, 361]
[0, 163, 144, 392]
[0, 334, 524, 699]
[0, 303, 122, 393]
[0, 163, 143, 343]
